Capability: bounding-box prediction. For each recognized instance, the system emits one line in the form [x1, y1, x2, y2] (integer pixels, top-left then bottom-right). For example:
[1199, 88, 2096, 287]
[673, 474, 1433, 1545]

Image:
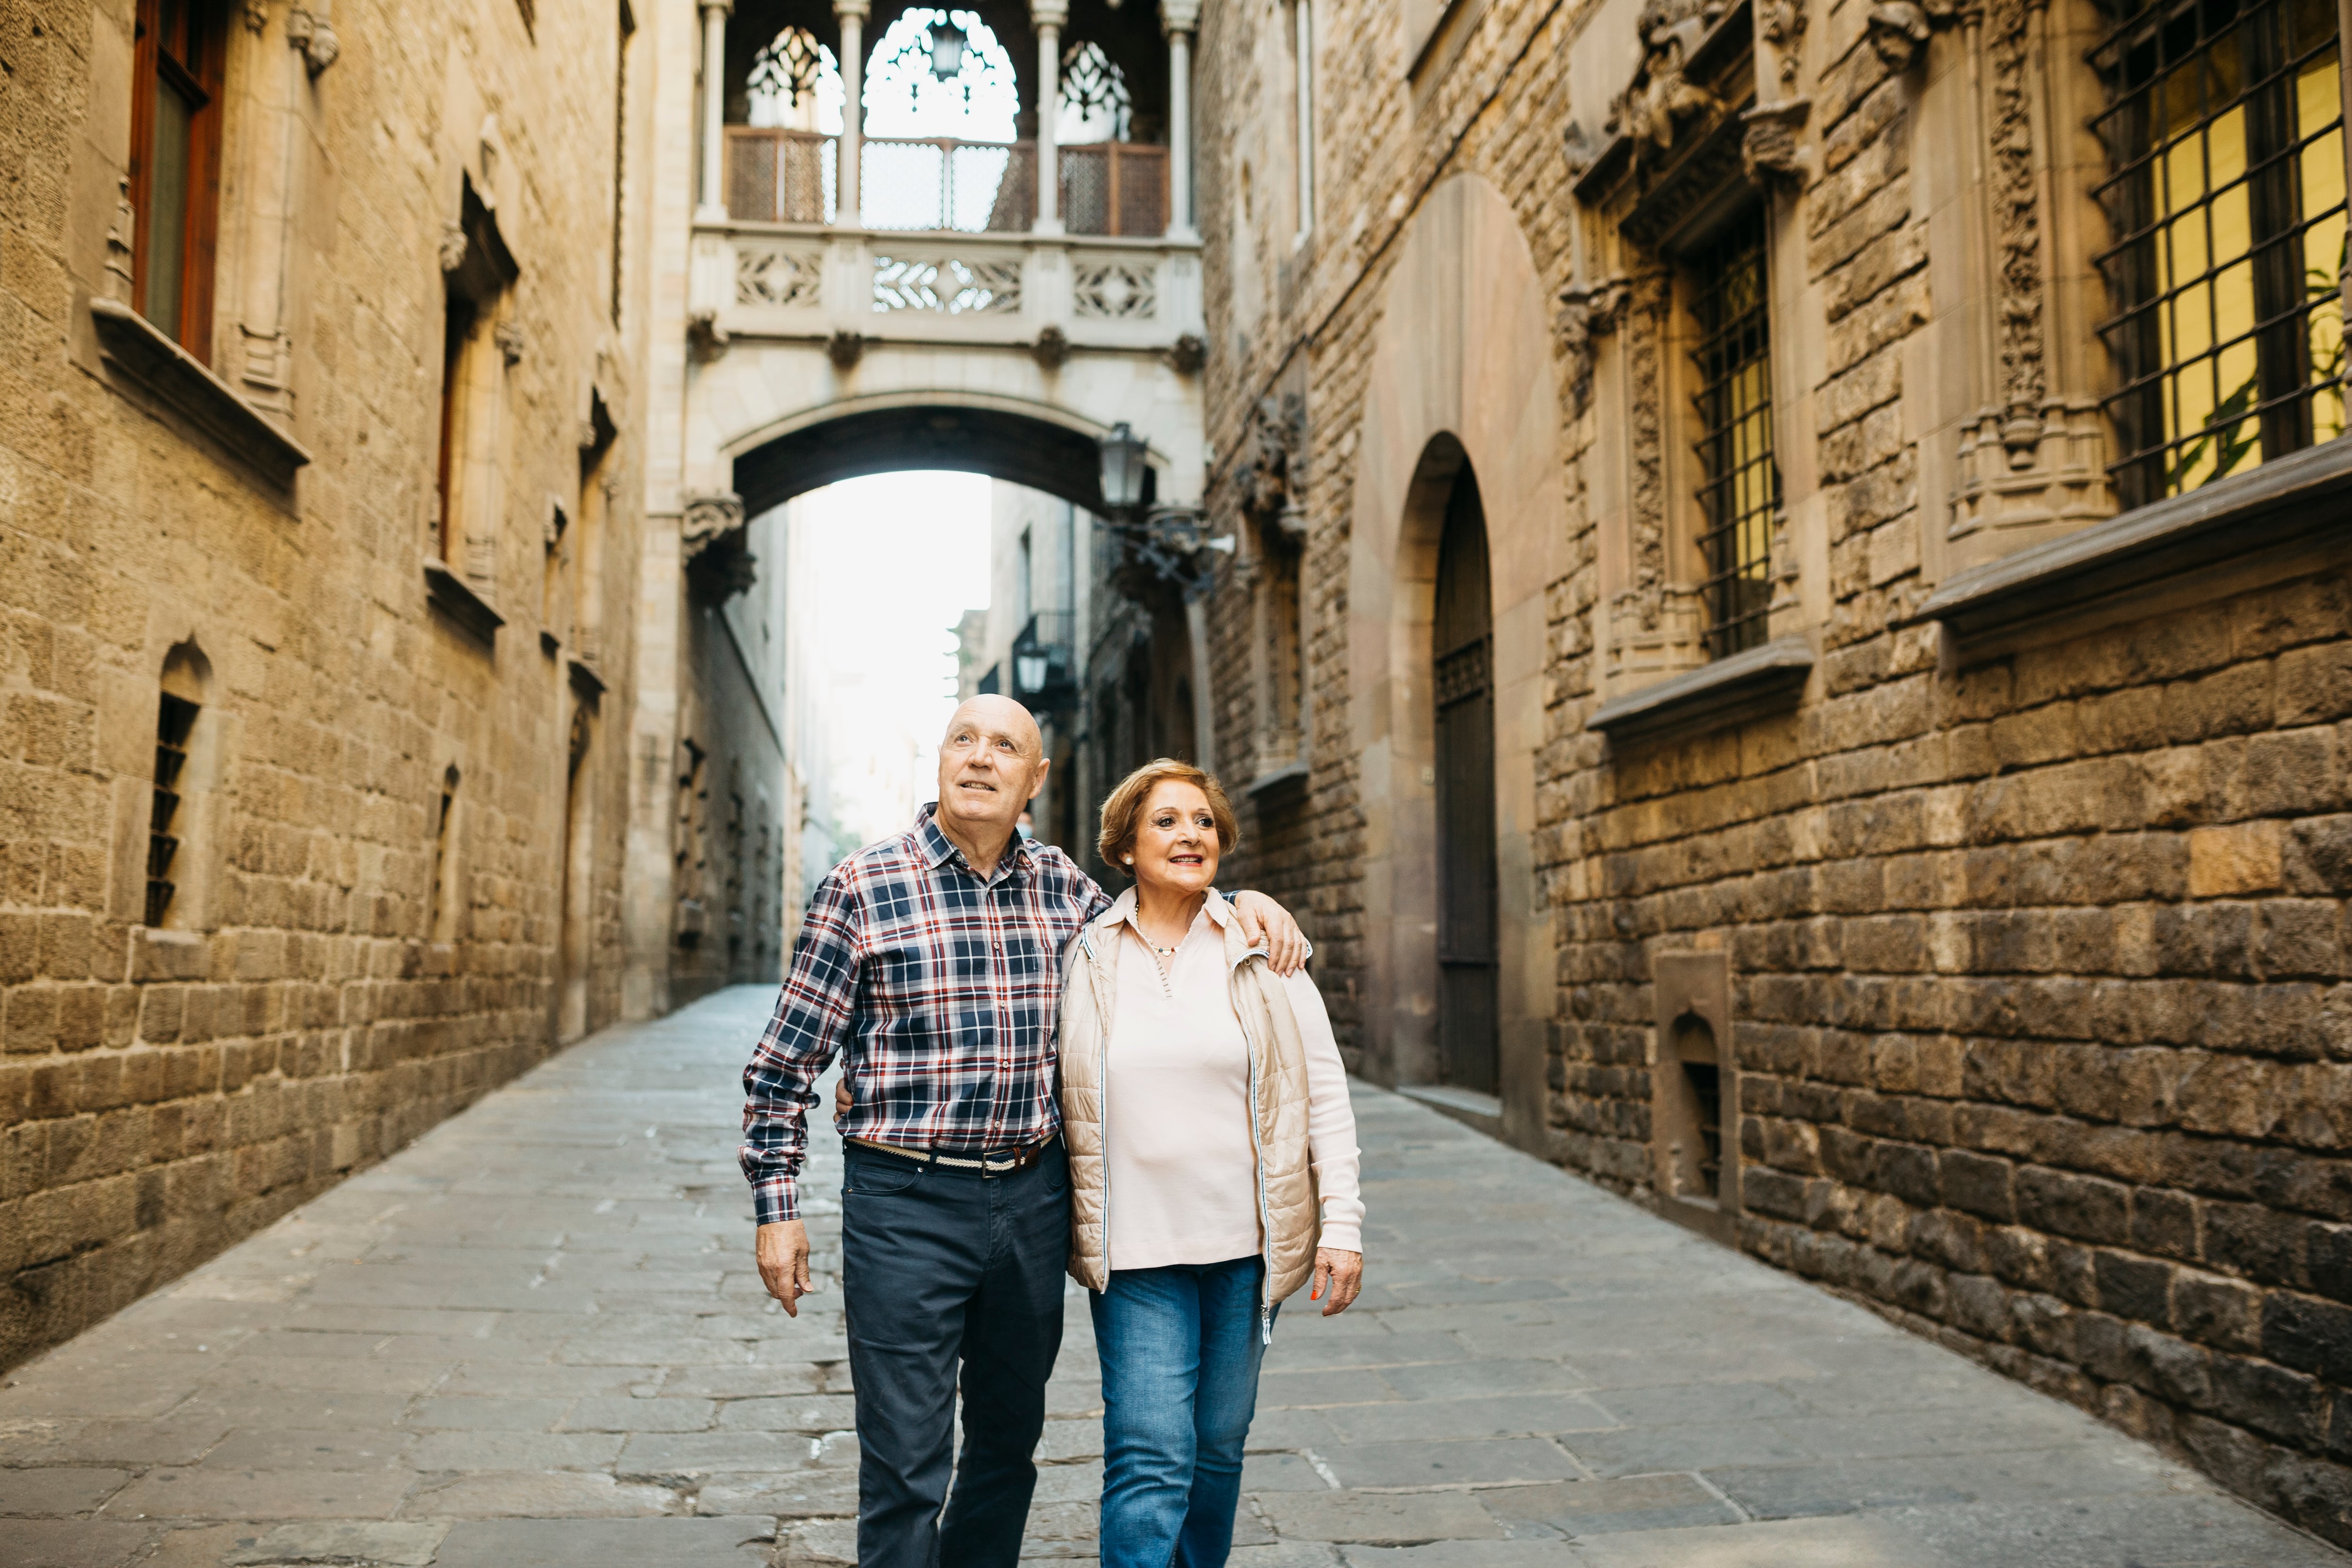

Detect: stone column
[1162, 0, 1200, 241]
[1292, 0, 1313, 242]
[1033, 0, 1068, 235]
[695, 0, 731, 224]
[835, 0, 867, 226]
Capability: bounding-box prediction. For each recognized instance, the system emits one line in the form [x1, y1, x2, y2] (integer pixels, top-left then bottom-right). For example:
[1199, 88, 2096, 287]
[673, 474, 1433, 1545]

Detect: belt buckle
[981, 1143, 1039, 1179]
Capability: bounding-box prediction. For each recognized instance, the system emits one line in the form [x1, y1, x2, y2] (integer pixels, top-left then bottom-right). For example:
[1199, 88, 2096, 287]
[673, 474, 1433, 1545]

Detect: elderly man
[742, 696, 1306, 1568]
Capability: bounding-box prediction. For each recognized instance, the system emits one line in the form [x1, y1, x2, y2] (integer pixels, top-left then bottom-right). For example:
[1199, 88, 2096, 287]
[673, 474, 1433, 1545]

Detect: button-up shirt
[740, 804, 1112, 1225]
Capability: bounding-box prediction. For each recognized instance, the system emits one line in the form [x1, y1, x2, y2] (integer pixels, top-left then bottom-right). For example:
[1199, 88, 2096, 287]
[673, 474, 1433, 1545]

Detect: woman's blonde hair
[1097, 758, 1241, 869]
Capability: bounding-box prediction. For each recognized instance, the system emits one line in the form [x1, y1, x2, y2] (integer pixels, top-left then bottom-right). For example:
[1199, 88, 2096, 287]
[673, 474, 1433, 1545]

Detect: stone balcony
[690, 131, 1202, 358]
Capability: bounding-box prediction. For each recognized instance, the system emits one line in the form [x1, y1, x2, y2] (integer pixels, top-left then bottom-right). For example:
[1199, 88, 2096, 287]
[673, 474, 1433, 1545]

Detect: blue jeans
[1091, 1255, 1274, 1568]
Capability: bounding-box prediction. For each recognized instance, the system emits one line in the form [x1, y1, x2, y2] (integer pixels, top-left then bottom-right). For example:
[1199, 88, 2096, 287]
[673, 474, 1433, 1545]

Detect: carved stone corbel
[1866, 0, 1955, 69]
[286, 3, 341, 75]
[438, 222, 469, 274]
[682, 491, 755, 599]
[1740, 99, 1811, 186]
[827, 328, 865, 369]
[1167, 332, 1208, 376]
[493, 320, 527, 366]
[686, 308, 729, 361]
[1235, 393, 1305, 529]
[1032, 325, 1071, 370]
[1557, 276, 1634, 413]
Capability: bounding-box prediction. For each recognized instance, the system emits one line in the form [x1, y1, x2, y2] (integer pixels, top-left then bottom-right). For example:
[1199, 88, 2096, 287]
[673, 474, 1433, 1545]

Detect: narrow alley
[2, 987, 2336, 1567]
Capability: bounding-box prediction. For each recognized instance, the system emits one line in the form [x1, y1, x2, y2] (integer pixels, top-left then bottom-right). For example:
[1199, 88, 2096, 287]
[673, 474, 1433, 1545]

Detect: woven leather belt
[847, 1131, 1057, 1178]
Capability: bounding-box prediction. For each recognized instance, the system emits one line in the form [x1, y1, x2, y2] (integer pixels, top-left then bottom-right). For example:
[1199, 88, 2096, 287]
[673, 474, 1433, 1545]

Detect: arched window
[1058, 41, 1132, 143]
[147, 642, 212, 929]
[863, 9, 1019, 140]
[430, 765, 461, 941]
[748, 27, 844, 133]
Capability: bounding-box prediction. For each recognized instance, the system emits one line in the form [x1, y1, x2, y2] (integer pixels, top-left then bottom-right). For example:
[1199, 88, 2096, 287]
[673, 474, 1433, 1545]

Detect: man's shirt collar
[914, 803, 1033, 879]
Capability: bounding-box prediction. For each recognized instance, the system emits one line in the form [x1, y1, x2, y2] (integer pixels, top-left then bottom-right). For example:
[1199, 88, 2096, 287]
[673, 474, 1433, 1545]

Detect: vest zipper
[1081, 927, 1116, 1281]
[1232, 951, 1277, 1345]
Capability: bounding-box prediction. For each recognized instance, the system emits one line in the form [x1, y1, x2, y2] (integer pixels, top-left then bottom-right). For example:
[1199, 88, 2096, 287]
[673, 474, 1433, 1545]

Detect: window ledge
[422, 557, 505, 644]
[1915, 435, 2352, 646]
[90, 298, 311, 490]
[1588, 634, 1815, 744]
[567, 654, 608, 700]
[1245, 759, 1309, 798]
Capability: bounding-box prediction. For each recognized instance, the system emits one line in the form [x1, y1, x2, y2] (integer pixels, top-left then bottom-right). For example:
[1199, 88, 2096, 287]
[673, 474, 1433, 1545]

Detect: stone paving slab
[2, 984, 2347, 1566]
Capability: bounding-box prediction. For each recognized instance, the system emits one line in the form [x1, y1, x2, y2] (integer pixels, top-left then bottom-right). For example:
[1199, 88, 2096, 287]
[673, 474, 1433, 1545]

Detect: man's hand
[833, 1077, 852, 1120]
[1232, 891, 1309, 975]
[1310, 1248, 1363, 1315]
[756, 1220, 814, 1316]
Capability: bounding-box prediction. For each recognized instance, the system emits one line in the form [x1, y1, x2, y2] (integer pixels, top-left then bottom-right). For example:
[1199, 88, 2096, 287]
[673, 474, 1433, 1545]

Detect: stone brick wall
[0, 0, 775, 1371]
[1198, 0, 2352, 1541]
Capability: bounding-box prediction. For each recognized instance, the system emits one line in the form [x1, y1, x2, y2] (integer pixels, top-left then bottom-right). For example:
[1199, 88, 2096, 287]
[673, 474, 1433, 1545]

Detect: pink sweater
[1102, 906, 1364, 1271]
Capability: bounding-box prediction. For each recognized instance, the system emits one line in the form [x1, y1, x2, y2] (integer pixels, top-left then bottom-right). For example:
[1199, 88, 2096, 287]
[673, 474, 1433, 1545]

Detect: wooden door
[1433, 467, 1498, 1094]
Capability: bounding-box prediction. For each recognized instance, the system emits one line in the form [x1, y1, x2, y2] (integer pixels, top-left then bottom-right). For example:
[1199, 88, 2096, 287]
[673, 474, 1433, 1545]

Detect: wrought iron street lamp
[927, 17, 969, 80]
[1096, 421, 1151, 515]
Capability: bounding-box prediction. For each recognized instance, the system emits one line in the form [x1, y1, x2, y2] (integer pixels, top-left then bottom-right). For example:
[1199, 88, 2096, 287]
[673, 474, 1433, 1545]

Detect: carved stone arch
[1346, 173, 1570, 1156]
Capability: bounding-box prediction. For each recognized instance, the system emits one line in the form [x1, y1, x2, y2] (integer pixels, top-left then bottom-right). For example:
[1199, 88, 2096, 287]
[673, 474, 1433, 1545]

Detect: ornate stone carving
[1032, 324, 1071, 369]
[1759, 0, 1807, 84]
[686, 308, 728, 360]
[682, 492, 755, 599]
[493, 320, 527, 366]
[1606, 0, 1726, 162]
[1168, 332, 1208, 375]
[1073, 261, 1158, 319]
[872, 255, 1022, 314]
[1563, 120, 1600, 180]
[1235, 393, 1305, 527]
[286, 4, 341, 75]
[826, 329, 865, 369]
[735, 244, 821, 308]
[682, 493, 744, 557]
[1866, 0, 1954, 69]
[1621, 272, 1673, 631]
[1984, 0, 2043, 463]
[1740, 99, 1811, 186]
[439, 221, 469, 274]
[1555, 278, 1631, 415]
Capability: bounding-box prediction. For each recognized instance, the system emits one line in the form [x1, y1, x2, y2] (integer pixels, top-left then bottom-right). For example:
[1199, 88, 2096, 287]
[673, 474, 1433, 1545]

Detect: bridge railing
[725, 130, 1168, 237]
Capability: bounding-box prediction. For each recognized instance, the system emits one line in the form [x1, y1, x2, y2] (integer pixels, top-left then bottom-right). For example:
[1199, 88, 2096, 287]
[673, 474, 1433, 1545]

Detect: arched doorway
[1433, 466, 1497, 1094]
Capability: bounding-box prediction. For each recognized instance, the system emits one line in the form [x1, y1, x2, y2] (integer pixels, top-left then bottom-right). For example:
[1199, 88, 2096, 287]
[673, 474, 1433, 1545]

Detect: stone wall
[1197, 0, 2352, 1542]
[0, 0, 778, 1371]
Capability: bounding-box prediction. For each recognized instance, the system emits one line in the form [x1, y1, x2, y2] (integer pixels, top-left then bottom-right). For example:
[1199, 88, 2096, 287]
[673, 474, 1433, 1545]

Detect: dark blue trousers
[840, 1138, 1070, 1568]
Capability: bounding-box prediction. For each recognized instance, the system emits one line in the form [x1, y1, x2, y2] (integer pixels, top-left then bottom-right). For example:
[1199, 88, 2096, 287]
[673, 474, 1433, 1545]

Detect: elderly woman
[1057, 759, 1364, 1567]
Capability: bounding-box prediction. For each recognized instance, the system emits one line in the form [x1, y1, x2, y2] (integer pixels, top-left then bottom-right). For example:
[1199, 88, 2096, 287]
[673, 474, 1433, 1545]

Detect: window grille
[2092, 0, 2348, 509]
[147, 693, 199, 928]
[1688, 210, 1780, 661]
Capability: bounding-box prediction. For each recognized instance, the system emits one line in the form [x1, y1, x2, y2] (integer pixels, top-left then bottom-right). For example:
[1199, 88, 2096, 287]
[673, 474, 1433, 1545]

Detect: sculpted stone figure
[1607, 0, 1725, 155]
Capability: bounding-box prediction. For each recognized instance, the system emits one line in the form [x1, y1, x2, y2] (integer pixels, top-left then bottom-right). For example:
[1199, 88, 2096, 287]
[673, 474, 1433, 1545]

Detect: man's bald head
[944, 695, 1042, 759]
[933, 695, 1049, 869]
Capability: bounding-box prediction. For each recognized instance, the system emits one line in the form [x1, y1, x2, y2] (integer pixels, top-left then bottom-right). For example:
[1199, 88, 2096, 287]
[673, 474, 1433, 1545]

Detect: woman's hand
[1309, 1248, 1363, 1315]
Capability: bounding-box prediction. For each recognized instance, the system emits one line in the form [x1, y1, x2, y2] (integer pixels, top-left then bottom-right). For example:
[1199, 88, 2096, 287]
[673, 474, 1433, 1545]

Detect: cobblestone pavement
[3, 985, 2345, 1567]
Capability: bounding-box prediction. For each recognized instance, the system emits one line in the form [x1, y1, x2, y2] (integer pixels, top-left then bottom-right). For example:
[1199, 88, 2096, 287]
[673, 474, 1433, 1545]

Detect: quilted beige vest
[1058, 891, 1321, 1320]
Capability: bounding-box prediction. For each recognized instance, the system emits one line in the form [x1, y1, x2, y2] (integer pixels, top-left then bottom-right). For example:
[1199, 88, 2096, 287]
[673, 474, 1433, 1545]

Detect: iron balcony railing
[1011, 611, 1077, 708]
[726, 129, 1168, 237]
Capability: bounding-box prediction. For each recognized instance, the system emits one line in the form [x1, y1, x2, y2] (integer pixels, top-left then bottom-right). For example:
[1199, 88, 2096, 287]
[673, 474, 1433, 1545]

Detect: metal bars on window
[147, 693, 198, 928]
[2092, 0, 2348, 509]
[1688, 210, 1780, 662]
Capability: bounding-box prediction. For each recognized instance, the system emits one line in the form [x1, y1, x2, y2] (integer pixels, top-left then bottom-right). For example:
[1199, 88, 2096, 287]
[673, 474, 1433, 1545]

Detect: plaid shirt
[740, 805, 1112, 1225]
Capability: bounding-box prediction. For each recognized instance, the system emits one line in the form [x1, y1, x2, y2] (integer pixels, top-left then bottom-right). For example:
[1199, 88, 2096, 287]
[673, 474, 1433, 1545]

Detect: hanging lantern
[928, 17, 969, 80]
[1096, 422, 1150, 514]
